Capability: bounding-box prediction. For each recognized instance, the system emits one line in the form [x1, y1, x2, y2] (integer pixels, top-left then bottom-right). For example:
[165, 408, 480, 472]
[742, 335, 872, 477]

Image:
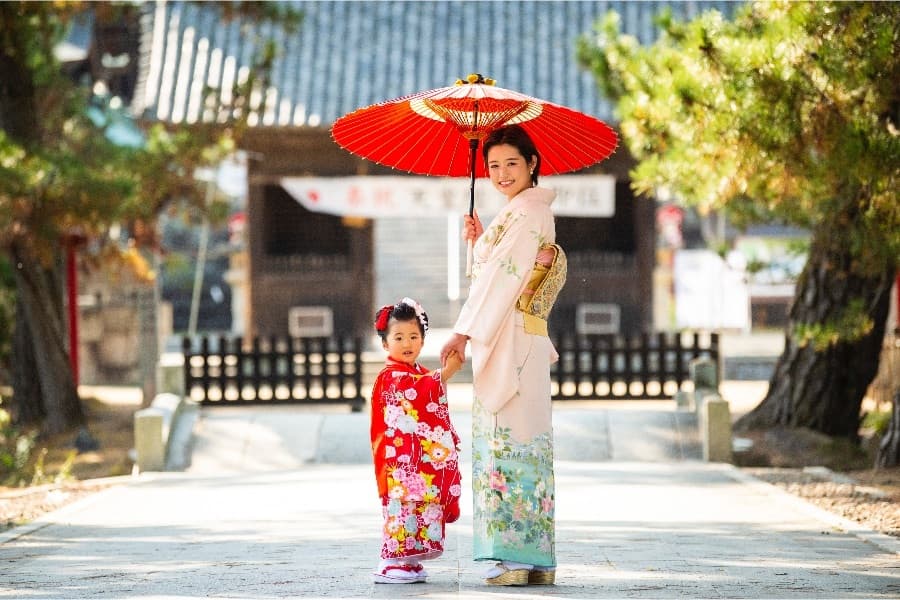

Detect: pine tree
[578, 1, 900, 440]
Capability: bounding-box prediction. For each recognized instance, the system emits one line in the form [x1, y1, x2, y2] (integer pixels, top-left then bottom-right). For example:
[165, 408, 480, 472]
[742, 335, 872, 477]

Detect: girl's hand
[440, 333, 469, 365]
[440, 350, 463, 383]
[462, 211, 484, 242]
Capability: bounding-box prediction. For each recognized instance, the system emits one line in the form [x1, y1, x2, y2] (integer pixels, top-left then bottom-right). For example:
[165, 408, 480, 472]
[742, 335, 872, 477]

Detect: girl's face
[486, 143, 536, 199]
[382, 318, 424, 366]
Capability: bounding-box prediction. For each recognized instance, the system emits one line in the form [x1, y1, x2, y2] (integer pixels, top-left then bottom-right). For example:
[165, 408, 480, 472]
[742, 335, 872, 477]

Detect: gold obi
[516, 243, 567, 336]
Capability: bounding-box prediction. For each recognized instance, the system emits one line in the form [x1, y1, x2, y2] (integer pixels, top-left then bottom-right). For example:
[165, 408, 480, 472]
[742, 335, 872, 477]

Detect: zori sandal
[484, 563, 529, 586]
[372, 562, 426, 584]
[528, 568, 556, 585]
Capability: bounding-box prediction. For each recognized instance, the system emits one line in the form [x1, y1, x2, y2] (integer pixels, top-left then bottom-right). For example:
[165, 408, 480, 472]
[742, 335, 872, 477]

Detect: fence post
[217, 334, 229, 400]
[250, 337, 262, 401]
[181, 336, 192, 400]
[639, 332, 650, 397]
[352, 337, 364, 412]
[674, 332, 686, 390]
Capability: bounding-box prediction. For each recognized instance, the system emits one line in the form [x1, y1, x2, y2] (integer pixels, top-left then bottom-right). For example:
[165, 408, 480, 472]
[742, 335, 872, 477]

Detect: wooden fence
[550, 331, 719, 400]
[182, 336, 365, 410]
[183, 330, 719, 408]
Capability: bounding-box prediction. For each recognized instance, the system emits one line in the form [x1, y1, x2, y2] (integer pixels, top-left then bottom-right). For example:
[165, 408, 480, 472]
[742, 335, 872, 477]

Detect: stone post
[701, 395, 732, 462]
[134, 408, 165, 472]
[690, 356, 718, 413]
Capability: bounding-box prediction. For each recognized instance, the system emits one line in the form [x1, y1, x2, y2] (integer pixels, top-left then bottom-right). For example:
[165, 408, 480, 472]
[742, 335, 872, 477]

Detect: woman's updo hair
[374, 298, 429, 340]
[482, 124, 541, 186]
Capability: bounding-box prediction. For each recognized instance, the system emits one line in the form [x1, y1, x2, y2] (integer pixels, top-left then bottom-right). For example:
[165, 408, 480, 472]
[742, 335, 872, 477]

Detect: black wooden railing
[183, 330, 718, 407]
[182, 336, 365, 410]
[550, 331, 719, 400]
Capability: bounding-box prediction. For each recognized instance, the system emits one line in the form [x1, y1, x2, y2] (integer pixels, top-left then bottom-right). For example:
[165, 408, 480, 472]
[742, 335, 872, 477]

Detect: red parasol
[331, 74, 618, 272]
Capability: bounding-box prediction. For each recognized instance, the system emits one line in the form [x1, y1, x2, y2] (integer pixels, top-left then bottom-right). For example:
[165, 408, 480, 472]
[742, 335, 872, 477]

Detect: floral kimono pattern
[370, 358, 462, 560]
[453, 186, 559, 568]
[472, 400, 555, 566]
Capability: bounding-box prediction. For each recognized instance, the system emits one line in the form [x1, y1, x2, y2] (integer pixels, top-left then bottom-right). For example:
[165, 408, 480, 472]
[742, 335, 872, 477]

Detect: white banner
[279, 175, 615, 218]
[674, 250, 750, 330]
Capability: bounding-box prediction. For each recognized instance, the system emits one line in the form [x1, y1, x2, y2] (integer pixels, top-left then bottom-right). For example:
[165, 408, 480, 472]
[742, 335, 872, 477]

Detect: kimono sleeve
[454, 204, 550, 345]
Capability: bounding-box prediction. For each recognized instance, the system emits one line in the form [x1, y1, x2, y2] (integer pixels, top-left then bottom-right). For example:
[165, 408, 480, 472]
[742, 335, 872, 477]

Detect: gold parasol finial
[455, 73, 496, 86]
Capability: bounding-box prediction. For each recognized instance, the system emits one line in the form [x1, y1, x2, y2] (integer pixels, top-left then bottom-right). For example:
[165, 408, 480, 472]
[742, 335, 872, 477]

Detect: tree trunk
[735, 226, 894, 442]
[11, 294, 44, 425]
[876, 389, 900, 468]
[8, 240, 83, 435]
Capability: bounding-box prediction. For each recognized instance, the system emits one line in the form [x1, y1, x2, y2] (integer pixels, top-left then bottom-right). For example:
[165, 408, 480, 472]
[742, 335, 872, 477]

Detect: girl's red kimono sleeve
[370, 360, 461, 512]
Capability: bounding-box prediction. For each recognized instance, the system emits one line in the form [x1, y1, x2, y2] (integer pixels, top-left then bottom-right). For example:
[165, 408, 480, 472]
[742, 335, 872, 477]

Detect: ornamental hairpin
[399, 297, 428, 333]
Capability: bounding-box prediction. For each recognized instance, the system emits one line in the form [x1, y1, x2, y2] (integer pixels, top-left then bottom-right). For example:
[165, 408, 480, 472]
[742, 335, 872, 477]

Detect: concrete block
[156, 353, 185, 396]
[79, 309, 104, 343]
[134, 393, 185, 473]
[674, 390, 693, 410]
[692, 388, 718, 416]
[690, 357, 718, 390]
[134, 408, 165, 472]
[98, 332, 139, 368]
[153, 392, 182, 415]
[701, 395, 732, 463]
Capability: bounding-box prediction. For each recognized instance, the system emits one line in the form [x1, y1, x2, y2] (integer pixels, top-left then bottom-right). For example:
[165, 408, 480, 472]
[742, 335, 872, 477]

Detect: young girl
[370, 297, 463, 584]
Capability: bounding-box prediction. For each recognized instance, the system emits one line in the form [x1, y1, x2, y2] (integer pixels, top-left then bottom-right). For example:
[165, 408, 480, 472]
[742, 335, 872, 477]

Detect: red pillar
[67, 243, 79, 387]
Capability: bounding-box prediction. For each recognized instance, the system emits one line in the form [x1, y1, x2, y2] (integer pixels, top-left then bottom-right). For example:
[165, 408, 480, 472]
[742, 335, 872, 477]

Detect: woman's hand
[462, 211, 484, 242]
[440, 333, 469, 365]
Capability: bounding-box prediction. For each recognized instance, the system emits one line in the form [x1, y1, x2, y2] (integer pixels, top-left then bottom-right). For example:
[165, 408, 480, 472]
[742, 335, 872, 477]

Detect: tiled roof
[133, 0, 738, 127]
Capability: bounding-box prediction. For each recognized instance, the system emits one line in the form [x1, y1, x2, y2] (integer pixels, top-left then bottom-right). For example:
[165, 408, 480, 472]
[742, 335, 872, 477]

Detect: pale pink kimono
[453, 186, 558, 566]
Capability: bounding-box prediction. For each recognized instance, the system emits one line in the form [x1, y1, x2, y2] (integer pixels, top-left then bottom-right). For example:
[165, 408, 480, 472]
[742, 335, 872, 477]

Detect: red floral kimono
[370, 358, 461, 560]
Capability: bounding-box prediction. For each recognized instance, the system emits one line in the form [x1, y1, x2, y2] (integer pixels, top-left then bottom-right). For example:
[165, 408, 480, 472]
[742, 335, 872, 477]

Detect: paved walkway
[2, 384, 899, 598]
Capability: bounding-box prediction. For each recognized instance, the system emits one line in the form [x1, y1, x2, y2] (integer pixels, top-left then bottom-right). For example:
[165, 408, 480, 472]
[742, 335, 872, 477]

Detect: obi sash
[516, 243, 567, 336]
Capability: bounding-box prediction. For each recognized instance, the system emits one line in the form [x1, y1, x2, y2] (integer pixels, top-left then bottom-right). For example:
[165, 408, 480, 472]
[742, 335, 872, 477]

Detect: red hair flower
[374, 305, 393, 332]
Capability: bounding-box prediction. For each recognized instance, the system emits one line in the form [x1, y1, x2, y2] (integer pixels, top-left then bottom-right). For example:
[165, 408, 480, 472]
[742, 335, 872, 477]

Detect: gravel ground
[1, 481, 119, 533]
[746, 467, 900, 538]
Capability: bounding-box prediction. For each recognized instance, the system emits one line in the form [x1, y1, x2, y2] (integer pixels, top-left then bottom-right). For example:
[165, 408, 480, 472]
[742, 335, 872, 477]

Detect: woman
[440, 124, 565, 586]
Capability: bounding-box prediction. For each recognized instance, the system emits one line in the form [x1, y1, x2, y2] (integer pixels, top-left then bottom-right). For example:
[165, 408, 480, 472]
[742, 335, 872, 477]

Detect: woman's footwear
[528, 568, 556, 585]
[372, 562, 427, 584]
[484, 563, 530, 586]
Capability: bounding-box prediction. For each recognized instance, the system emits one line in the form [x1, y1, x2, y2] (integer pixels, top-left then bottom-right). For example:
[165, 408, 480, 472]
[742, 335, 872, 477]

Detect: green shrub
[0, 407, 37, 486]
[862, 410, 892, 437]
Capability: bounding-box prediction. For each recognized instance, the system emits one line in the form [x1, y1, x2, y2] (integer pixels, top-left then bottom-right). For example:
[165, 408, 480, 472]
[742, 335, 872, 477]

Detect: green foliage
[0, 402, 79, 486]
[0, 407, 37, 486]
[30, 447, 76, 487]
[0, 2, 300, 265]
[577, 2, 900, 277]
[862, 409, 891, 436]
[0, 1, 302, 433]
[794, 299, 875, 351]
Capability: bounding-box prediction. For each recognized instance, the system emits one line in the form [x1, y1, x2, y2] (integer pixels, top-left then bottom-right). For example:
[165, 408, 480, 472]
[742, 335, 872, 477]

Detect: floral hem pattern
[472, 398, 556, 568]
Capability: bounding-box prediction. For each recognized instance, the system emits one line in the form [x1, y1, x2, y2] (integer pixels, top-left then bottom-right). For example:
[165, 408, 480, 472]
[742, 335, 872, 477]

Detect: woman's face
[382, 318, 424, 366]
[486, 143, 536, 199]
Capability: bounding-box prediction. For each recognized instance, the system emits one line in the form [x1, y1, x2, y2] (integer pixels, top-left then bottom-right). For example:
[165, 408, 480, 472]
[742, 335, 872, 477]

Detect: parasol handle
[466, 137, 478, 277]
